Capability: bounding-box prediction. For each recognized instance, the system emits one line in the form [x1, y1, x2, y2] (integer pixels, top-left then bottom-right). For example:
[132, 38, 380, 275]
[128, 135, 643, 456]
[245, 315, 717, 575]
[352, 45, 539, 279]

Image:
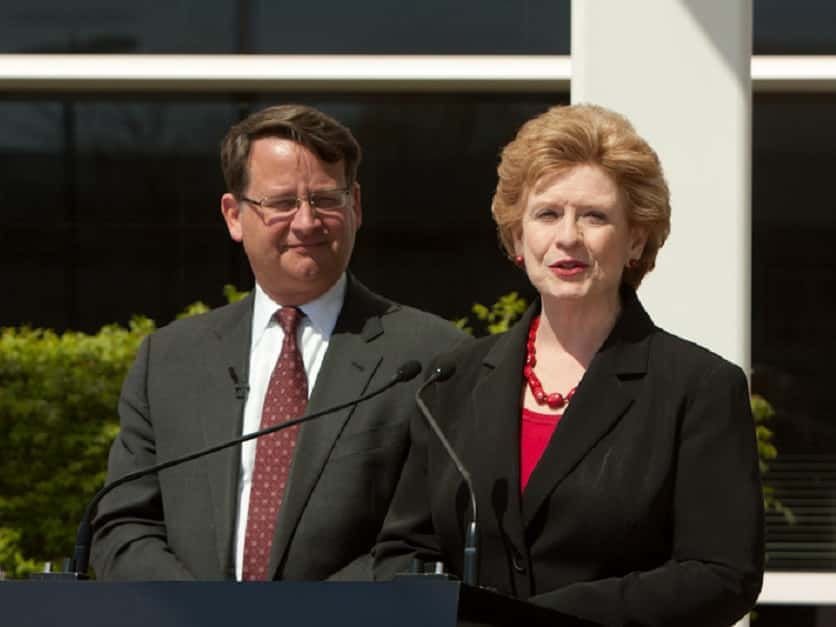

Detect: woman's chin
[538, 283, 589, 302]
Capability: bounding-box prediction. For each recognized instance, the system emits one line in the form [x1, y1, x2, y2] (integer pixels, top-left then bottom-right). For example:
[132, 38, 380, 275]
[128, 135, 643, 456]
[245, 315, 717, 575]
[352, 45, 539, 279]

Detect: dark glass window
[754, 0, 836, 54]
[1, 99, 240, 330]
[8, 1, 836, 56]
[6, 2, 836, 56]
[0, 1, 571, 55]
[753, 93, 836, 571]
[755, 604, 836, 626]
[247, 1, 570, 54]
[0, 2, 239, 54]
[0, 94, 564, 332]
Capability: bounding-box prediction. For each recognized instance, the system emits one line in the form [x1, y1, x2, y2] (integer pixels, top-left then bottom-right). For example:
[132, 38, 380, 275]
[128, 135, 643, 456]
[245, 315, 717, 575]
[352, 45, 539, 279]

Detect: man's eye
[312, 192, 345, 209]
[265, 198, 298, 212]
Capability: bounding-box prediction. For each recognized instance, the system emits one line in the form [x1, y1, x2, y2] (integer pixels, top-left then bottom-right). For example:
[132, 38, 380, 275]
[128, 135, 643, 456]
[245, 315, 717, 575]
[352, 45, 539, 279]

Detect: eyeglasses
[240, 188, 351, 223]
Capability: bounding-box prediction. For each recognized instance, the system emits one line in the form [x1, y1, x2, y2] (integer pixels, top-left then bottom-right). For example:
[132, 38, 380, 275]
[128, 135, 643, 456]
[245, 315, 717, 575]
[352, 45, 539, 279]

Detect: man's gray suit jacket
[91, 276, 468, 580]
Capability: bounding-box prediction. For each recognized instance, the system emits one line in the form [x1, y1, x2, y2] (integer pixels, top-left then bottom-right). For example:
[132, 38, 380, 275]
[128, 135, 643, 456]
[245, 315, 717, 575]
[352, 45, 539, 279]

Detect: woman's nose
[555, 214, 581, 246]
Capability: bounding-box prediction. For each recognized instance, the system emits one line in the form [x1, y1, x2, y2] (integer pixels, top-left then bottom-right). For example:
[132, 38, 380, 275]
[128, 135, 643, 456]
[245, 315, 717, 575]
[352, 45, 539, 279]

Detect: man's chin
[290, 256, 335, 281]
[285, 242, 332, 257]
[258, 266, 344, 303]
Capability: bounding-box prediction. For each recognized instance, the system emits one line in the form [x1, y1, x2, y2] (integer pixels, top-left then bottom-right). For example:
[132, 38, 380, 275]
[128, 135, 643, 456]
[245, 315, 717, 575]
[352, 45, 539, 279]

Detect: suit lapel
[465, 306, 537, 561]
[268, 277, 390, 576]
[520, 290, 655, 527]
[199, 295, 254, 576]
[519, 362, 634, 526]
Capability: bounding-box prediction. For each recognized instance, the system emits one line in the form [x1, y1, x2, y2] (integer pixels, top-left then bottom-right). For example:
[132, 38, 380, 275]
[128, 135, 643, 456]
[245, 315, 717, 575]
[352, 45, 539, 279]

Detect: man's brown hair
[220, 104, 362, 198]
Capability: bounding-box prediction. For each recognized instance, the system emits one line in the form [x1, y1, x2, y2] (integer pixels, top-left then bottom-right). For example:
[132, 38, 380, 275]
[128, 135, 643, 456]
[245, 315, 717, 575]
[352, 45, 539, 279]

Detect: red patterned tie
[242, 307, 308, 581]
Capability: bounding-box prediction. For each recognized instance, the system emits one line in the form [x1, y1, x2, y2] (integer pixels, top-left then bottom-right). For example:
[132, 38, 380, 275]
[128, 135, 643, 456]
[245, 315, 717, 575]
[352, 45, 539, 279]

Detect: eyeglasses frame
[239, 187, 352, 226]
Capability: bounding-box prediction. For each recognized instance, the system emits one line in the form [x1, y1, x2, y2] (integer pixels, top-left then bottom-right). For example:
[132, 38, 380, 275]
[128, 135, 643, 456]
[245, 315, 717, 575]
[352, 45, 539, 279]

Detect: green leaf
[223, 284, 250, 304]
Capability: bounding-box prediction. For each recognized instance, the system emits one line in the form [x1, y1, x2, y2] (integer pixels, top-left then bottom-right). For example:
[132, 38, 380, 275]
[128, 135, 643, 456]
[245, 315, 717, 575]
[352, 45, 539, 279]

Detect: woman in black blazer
[374, 104, 763, 626]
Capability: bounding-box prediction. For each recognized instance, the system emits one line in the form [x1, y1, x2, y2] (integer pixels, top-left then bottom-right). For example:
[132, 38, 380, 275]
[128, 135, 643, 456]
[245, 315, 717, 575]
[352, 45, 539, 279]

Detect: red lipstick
[549, 259, 588, 277]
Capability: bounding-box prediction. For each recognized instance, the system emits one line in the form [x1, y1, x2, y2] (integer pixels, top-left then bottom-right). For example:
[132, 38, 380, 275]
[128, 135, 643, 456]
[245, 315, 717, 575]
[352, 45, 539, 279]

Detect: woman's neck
[537, 290, 622, 366]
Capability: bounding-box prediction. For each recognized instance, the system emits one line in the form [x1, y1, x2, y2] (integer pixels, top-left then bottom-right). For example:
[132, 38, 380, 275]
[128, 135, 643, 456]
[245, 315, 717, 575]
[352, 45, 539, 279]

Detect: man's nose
[290, 199, 320, 231]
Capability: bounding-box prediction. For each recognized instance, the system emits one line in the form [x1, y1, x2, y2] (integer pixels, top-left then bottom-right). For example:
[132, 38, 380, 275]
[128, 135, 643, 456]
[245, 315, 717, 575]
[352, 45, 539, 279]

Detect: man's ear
[350, 181, 362, 229]
[221, 193, 243, 242]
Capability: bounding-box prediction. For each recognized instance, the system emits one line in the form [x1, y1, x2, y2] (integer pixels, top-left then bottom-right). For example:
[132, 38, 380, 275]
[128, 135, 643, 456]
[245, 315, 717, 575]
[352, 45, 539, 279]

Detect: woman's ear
[628, 226, 648, 264]
[512, 225, 524, 258]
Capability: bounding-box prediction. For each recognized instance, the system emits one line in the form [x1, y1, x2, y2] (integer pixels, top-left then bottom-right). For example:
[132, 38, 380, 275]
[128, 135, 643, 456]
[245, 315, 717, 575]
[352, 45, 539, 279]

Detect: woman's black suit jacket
[374, 290, 764, 627]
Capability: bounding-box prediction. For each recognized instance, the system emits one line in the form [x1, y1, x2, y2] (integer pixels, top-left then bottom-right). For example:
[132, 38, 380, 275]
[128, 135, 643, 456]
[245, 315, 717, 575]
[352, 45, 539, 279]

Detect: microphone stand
[56, 361, 422, 580]
[414, 363, 479, 587]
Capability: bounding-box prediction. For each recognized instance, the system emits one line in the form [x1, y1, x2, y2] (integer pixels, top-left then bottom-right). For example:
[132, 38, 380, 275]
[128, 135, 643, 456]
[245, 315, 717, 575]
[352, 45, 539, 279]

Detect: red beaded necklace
[524, 315, 577, 409]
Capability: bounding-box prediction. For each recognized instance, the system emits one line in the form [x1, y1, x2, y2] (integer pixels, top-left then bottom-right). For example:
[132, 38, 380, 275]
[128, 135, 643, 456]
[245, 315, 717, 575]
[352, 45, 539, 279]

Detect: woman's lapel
[520, 289, 655, 528]
[464, 305, 537, 555]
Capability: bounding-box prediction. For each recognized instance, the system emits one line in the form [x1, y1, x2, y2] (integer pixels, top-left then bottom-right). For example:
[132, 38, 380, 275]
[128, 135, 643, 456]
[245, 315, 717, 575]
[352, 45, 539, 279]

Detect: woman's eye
[585, 211, 607, 223]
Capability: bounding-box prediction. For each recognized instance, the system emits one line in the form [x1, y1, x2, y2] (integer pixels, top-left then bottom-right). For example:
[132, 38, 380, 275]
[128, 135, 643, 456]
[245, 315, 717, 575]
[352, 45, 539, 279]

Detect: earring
[513, 255, 524, 267]
[627, 258, 639, 269]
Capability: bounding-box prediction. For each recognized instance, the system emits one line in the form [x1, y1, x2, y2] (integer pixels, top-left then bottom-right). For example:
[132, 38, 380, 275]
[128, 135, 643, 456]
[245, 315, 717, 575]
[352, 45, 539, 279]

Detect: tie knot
[275, 307, 304, 334]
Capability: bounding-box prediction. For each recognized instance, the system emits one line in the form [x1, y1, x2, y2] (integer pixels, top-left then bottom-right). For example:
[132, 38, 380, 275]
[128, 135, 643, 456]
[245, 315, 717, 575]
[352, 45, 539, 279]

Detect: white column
[572, 4, 753, 625]
[571, 0, 752, 372]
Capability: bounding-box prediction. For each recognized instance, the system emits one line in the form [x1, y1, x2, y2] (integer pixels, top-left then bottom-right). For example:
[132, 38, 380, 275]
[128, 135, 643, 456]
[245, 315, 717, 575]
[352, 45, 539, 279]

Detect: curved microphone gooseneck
[70, 360, 423, 578]
[413, 362, 479, 587]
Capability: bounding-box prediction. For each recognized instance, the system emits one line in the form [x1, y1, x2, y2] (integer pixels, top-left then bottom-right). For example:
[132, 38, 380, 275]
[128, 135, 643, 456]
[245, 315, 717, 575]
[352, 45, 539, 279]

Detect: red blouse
[520, 407, 562, 491]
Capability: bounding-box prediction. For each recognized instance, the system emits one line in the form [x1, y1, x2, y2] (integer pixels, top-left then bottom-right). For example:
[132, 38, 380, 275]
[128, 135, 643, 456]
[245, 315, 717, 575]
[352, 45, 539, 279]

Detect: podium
[0, 578, 598, 626]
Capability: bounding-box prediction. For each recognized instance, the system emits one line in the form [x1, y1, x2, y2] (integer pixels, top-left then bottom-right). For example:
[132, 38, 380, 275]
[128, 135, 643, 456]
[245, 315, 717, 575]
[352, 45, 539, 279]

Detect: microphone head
[432, 361, 456, 382]
[394, 360, 422, 382]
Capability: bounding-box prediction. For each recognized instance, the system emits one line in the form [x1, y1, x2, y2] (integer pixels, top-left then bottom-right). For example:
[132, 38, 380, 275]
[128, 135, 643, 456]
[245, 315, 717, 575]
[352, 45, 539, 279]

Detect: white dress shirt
[234, 274, 347, 580]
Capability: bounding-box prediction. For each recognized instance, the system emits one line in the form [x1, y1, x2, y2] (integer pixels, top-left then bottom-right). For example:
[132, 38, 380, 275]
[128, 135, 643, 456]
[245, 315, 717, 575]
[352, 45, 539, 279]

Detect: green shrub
[0, 286, 250, 579]
[752, 394, 794, 524]
[0, 317, 154, 578]
[454, 292, 528, 336]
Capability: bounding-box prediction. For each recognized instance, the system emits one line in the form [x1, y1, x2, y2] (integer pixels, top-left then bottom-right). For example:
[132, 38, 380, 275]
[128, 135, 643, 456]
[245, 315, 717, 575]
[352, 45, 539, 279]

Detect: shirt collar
[251, 273, 347, 349]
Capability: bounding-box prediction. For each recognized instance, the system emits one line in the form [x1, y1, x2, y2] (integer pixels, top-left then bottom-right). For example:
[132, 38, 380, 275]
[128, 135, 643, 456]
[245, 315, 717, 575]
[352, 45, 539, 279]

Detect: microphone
[227, 366, 250, 400]
[413, 361, 480, 587]
[66, 360, 423, 579]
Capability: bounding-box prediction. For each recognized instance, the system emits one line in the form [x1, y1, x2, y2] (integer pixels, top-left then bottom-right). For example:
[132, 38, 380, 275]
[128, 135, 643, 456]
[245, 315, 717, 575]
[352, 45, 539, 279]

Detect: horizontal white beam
[0, 54, 571, 92]
[0, 54, 834, 93]
[758, 572, 836, 605]
[753, 55, 836, 92]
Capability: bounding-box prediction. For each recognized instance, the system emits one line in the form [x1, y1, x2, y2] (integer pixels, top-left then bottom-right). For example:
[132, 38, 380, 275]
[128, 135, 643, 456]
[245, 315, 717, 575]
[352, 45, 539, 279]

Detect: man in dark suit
[91, 104, 466, 581]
